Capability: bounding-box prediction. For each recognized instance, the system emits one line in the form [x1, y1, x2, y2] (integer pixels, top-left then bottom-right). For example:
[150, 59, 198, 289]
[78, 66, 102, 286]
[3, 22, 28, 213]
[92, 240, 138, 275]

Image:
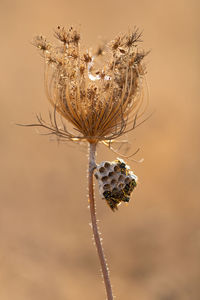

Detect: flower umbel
[32, 26, 147, 144]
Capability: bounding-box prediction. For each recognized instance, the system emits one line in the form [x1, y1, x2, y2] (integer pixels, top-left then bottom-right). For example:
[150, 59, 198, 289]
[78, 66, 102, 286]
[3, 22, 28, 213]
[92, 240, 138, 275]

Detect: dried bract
[32, 35, 52, 52]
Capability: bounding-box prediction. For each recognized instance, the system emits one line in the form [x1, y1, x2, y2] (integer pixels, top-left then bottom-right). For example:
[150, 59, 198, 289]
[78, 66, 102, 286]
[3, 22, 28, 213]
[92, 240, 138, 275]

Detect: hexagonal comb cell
[94, 158, 138, 211]
[111, 179, 117, 185]
[102, 176, 108, 182]
[104, 162, 111, 168]
[99, 167, 105, 173]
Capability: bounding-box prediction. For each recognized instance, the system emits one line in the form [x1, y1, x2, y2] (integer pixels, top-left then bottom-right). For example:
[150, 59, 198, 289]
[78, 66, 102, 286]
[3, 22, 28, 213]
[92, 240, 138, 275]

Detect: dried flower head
[32, 26, 148, 144]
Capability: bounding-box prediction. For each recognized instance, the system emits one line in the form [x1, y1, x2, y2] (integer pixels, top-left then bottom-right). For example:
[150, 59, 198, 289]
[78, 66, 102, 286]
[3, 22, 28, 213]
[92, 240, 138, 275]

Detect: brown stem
[88, 142, 113, 300]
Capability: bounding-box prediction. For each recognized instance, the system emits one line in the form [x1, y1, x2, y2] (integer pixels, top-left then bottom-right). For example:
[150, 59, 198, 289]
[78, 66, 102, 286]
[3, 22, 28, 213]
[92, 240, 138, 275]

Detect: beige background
[0, 0, 199, 299]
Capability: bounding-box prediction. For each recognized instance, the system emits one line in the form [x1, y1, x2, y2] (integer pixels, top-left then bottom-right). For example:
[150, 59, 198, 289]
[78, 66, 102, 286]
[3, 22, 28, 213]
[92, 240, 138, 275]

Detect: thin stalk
[88, 142, 113, 300]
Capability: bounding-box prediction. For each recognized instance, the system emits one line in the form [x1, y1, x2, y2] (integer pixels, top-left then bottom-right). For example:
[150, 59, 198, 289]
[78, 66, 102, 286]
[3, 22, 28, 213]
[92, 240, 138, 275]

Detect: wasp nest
[94, 158, 137, 211]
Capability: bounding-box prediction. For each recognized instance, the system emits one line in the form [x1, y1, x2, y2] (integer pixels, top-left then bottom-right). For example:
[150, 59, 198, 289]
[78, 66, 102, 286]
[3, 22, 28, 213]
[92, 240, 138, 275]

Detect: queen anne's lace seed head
[32, 26, 148, 144]
[94, 158, 137, 211]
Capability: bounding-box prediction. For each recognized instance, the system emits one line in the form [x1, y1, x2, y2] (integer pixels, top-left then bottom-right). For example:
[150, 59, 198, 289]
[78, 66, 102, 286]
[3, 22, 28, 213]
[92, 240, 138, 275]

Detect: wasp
[118, 162, 127, 174]
[103, 190, 121, 211]
[123, 183, 131, 196]
[129, 179, 137, 191]
[114, 158, 127, 175]
[103, 189, 130, 211]
[123, 179, 137, 196]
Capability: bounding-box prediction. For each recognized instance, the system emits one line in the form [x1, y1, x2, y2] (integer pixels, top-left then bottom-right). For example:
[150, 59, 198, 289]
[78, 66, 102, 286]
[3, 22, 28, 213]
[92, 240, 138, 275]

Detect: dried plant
[23, 26, 148, 300]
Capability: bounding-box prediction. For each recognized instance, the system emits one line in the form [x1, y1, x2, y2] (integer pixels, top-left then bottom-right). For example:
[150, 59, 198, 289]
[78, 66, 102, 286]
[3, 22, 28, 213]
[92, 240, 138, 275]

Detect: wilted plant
[24, 26, 148, 300]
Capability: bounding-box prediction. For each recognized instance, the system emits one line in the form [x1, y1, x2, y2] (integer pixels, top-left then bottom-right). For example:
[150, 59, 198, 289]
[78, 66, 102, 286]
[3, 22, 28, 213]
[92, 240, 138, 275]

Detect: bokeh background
[1, 0, 199, 299]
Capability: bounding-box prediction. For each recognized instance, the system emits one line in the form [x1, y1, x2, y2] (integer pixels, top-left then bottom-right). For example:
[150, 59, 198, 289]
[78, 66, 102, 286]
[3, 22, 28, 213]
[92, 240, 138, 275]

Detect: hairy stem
[88, 142, 113, 300]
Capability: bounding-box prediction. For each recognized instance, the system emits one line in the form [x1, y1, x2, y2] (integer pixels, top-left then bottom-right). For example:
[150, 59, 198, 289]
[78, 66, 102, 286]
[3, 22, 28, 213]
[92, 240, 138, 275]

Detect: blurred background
[0, 0, 199, 299]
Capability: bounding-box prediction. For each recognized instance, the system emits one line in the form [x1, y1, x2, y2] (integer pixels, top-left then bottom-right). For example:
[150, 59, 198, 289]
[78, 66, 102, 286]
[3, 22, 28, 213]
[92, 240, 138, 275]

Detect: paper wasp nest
[94, 158, 137, 211]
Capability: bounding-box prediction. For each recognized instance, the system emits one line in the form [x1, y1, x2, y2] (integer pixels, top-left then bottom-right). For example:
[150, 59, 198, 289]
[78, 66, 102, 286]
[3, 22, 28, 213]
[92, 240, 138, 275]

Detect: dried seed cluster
[32, 26, 148, 143]
[94, 158, 137, 211]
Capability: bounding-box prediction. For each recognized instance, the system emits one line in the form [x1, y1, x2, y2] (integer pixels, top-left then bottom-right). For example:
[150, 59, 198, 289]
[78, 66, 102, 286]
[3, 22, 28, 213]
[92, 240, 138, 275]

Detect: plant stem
[88, 142, 113, 300]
